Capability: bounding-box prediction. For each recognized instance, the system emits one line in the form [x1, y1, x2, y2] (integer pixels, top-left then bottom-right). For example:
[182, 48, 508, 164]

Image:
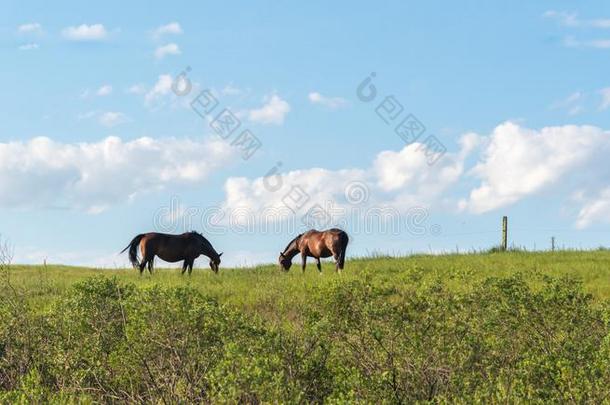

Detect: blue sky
[1, 1, 610, 267]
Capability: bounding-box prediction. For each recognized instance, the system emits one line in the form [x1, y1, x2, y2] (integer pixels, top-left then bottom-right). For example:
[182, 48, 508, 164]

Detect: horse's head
[278, 252, 292, 271]
[209, 252, 222, 273]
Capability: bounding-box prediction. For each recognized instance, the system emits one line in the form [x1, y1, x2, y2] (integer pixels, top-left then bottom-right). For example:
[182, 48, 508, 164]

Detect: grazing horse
[121, 231, 222, 275]
[279, 228, 349, 273]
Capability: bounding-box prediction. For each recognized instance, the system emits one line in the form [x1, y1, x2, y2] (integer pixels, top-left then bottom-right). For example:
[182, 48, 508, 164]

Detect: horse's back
[140, 232, 197, 263]
[301, 228, 348, 256]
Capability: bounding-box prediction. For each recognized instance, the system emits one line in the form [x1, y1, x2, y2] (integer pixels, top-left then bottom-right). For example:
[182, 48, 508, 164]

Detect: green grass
[7, 249, 610, 312]
[4, 249, 610, 402]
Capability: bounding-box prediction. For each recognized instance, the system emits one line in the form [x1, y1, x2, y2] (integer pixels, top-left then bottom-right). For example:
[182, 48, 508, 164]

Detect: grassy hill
[2, 250, 610, 402]
[7, 249, 610, 307]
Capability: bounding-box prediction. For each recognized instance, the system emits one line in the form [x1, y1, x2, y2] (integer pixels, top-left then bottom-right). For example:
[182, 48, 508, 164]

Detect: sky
[1, 0, 610, 268]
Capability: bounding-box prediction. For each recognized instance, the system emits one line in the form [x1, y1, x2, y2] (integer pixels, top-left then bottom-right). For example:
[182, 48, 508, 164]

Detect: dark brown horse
[121, 231, 222, 275]
[279, 228, 349, 273]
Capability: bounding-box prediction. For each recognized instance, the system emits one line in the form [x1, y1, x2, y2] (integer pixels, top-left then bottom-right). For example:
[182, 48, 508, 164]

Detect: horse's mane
[189, 231, 215, 252]
[282, 233, 303, 254]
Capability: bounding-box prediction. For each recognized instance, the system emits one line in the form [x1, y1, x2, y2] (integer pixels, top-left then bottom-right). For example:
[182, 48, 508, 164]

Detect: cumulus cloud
[373, 138, 472, 200]
[145, 74, 173, 104]
[0, 136, 233, 212]
[154, 43, 180, 59]
[248, 95, 290, 125]
[220, 121, 610, 230]
[224, 168, 367, 216]
[222, 137, 472, 219]
[459, 122, 610, 213]
[18, 23, 42, 34]
[153, 22, 182, 38]
[96, 84, 112, 96]
[61, 24, 108, 41]
[575, 188, 610, 228]
[308, 92, 348, 109]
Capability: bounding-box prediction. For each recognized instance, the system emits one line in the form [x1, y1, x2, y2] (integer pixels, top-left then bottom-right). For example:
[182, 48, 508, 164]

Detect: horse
[121, 231, 222, 275]
[278, 228, 349, 273]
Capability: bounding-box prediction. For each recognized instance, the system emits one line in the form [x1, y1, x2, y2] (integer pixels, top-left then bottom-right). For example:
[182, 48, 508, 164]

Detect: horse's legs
[333, 252, 341, 273]
[147, 257, 154, 274]
[187, 259, 194, 275]
[181, 260, 188, 275]
[315, 257, 322, 273]
[301, 254, 307, 273]
[138, 244, 147, 275]
[138, 260, 146, 275]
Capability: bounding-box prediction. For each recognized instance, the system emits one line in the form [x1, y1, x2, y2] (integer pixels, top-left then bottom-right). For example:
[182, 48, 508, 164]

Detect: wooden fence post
[501, 216, 508, 251]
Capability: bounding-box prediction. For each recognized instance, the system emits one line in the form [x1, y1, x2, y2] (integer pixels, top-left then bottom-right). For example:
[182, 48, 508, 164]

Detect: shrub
[1, 273, 610, 402]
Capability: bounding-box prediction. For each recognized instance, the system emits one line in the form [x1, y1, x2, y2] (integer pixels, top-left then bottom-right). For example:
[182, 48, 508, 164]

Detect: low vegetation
[2, 250, 610, 403]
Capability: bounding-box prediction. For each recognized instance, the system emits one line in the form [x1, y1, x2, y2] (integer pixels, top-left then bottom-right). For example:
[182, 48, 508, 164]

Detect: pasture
[2, 250, 610, 402]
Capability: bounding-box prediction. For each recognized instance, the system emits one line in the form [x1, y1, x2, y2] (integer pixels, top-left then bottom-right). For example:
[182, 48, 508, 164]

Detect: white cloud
[459, 122, 609, 213]
[222, 137, 472, 217]
[126, 84, 146, 95]
[96, 84, 113, 96]
[224, 168, 367, 216]
[248, 94, 291, 125]
[599, 87, 610, 110]
[550, 91, 584, 115]
[575, 188, 610, 228]
[564, 36, 610, 49]
[545, 12, 610, 49]
[585, 39, 610, 48]
[374, 141, 469, 197]
[543, 11, 580, 27]
[0, 136, 233, 212]
[61, 24, 108, 41]
[221, 121, 610, 230]
[145, 74, 173, 105]
[154, 43, 180, 59]
[153, 22, 182, 38]
[98, 111, 128, 127]
[591, 20, 610, 29]
[18, 23, 42, 34]
[544, 10, 610, 29]
[308, 92, 348, 109]
[18, 43, 39, 51]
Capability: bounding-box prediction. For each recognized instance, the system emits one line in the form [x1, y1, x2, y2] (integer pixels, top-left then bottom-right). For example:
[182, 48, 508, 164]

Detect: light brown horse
[279, 228, 349, 273]
[121, 231, 222, 275]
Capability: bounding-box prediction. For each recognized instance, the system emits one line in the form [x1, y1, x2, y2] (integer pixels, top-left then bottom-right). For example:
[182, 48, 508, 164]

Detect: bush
[1, 273, 610, 402]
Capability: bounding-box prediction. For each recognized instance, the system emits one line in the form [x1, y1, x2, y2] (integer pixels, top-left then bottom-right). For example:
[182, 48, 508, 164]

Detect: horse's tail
[338, 231, 349, 269]
[120, 234, 145, 268]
